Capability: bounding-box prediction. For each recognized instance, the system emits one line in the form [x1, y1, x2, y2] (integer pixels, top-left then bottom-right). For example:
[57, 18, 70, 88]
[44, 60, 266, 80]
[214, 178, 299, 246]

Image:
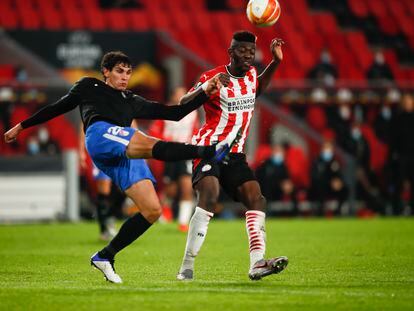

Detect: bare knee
[140, 203, 162, 223]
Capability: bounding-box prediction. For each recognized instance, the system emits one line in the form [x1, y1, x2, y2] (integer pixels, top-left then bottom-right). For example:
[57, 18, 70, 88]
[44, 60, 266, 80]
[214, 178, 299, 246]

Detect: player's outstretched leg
[211, 128, 243, 162]
[126, 128, 242, 163]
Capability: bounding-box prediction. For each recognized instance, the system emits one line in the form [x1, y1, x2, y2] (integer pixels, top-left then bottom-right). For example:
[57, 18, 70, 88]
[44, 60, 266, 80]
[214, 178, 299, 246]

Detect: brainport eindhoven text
[227, 96, 255, 111]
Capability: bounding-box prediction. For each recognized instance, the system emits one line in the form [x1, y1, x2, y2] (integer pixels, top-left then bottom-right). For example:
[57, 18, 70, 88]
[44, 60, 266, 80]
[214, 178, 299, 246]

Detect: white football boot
[90, 252, 122, 284]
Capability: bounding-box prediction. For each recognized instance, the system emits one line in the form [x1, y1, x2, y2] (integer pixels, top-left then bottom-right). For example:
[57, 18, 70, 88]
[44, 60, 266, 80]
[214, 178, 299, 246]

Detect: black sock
[96, 194, 110, 233]
[152, 141, 215, 161]
[98, 213, 152, 260]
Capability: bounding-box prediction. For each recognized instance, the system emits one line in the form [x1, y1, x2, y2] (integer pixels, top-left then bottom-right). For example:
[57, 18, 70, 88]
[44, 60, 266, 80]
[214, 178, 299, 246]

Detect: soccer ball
[246, 0, 281, 27]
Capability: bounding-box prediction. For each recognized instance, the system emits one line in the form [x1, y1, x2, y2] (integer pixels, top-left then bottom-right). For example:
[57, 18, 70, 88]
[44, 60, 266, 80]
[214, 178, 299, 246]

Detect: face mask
[271, 153, 284, 165]
[381, 107, 391, 120]
[321, 52, 331, 63]
[38, 128, 49, 143]
[321, 150, 333, 162]
[339, 106, 351, 120]
[351, 128, 361, 140]
[28, 141, 40, 155]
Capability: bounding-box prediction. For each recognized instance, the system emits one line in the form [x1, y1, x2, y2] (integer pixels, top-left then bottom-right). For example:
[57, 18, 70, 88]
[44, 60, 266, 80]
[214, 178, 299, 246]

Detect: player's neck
[226, 64, 247, 78]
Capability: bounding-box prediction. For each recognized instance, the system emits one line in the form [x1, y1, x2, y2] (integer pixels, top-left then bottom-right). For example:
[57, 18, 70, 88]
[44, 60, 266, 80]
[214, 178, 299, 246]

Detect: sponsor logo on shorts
[201, 164, 212, 172]
[107, 126, 129, 137]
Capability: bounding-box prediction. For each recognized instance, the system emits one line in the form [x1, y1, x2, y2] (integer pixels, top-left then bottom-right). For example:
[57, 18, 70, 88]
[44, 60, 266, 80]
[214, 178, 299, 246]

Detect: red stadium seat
[18, 9, 41, 30]
[105, 10, 130, 31]
[84, 8, 106, 30]
[0, 7, 18, 29]
[128, 10, 150, 31]
[348, 0, 370, 17]
[61, 8, 86, 30]
[0, 65, 16, 81]
[38, 7, 63, 30]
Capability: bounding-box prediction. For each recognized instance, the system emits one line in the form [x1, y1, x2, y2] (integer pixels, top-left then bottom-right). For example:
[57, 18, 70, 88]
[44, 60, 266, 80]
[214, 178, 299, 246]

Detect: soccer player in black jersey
[4, 51, 239, 283]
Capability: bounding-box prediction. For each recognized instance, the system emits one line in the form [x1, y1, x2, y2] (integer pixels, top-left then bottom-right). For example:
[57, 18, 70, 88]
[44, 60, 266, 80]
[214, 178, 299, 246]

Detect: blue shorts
[85, 121, 155, 191]
[92, 164, 111, 181]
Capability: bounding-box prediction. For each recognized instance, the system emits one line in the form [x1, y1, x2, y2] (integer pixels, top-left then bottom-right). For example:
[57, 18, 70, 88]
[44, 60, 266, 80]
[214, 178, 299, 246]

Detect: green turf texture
[0, 218, 413, 310]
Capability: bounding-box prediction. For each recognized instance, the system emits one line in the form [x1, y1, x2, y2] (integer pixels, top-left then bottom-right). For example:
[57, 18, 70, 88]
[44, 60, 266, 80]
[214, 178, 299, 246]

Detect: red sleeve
[148, 120, 165, 139]
[189, 72, 209, 92]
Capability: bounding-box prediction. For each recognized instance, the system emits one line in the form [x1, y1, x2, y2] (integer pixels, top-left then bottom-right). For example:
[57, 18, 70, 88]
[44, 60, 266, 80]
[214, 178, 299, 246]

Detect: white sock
[178, 200, 194, 226]
[246, 210, 266, 269]
[179, 207, 213, 272]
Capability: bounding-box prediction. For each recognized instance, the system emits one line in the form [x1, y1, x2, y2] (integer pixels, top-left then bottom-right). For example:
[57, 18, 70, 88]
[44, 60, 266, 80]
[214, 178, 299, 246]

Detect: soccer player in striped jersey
[177, 31, 288, 281]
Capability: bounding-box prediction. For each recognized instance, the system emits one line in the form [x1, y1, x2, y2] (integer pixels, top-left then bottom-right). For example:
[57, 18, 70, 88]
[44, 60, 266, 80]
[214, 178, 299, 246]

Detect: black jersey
[21, 77, 207, 130]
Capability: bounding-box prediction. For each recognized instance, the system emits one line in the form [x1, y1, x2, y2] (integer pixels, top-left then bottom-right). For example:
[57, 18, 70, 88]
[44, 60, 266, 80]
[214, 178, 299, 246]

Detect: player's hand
[204, 73, 230, 96]
[270, 38, 284, 62]
[4, 123, 23, 143]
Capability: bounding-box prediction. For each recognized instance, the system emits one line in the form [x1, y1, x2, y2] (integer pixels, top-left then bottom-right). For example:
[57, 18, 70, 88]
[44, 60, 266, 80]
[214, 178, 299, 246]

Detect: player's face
[104, 63, 132, 91]
[230, 42, 256, 73]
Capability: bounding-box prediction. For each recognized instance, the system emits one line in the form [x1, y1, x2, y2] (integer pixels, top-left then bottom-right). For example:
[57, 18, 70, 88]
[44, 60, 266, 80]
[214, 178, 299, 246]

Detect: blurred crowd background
[0, 0, 413, 220]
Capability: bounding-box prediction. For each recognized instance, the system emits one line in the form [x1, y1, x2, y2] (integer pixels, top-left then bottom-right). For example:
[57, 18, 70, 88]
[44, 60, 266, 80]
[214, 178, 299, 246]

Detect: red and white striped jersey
[149, 110, 198, 143]
[191, 65, 258, 153]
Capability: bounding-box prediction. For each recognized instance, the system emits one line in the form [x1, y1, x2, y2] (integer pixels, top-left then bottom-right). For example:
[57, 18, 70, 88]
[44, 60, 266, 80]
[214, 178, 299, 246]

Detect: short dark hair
[100, 51, 131, 75]
[232, 31, 257, 43]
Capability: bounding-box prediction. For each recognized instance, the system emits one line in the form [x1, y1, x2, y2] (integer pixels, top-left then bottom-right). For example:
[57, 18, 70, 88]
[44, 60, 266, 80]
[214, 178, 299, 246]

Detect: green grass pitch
[0, 218, 413, 310]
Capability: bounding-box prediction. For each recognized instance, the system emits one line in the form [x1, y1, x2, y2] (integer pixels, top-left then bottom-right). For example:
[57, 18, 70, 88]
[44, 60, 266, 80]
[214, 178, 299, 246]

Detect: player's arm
[179, 73, 229, 105]
[256, 38, 284, 97]
[132, 73, 227, 121]
[4, 82, 82, 143]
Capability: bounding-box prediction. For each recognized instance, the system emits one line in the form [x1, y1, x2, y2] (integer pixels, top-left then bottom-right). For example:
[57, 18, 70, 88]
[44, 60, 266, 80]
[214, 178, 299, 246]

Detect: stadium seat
[0, 7, 18, 29]
[84, 8, 106, 30]
[348, 0, 370, 18]
[105, 10, 130, 31]
[128, 10, 150, 31]
[38, 7, 63, 30]
[61, 8, 86, 30]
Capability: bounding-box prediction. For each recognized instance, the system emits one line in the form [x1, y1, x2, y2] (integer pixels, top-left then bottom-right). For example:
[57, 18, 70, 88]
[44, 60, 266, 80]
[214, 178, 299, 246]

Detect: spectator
[390, 93, 414, 215]
[307, 48, 338, 87]
[26, 136, 40, 156]
[366, 50, 394, 86]
[374, 89, 400, 145]
[310, 139, 347, 215]
[329, 88, 354, 149]
[38, 126, 60, 156]
[255, 144, 295, 203]
[343, 122, 384, 214]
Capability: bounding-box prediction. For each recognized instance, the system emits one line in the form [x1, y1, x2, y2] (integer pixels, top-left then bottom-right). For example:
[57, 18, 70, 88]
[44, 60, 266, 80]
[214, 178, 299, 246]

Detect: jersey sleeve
[189, 72, 209, 92]
[130, 92, 208, 121]
[20, 79, 85, 129]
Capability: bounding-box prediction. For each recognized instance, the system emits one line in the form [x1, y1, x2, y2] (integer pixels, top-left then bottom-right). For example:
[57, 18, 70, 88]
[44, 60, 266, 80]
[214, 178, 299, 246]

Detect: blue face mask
[381, 107, 392, 120]
[271, 153, 284, 165]
[321, 150, 333, 162]
[351, 128, 361, 140]
[28, 141, 40, 155]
